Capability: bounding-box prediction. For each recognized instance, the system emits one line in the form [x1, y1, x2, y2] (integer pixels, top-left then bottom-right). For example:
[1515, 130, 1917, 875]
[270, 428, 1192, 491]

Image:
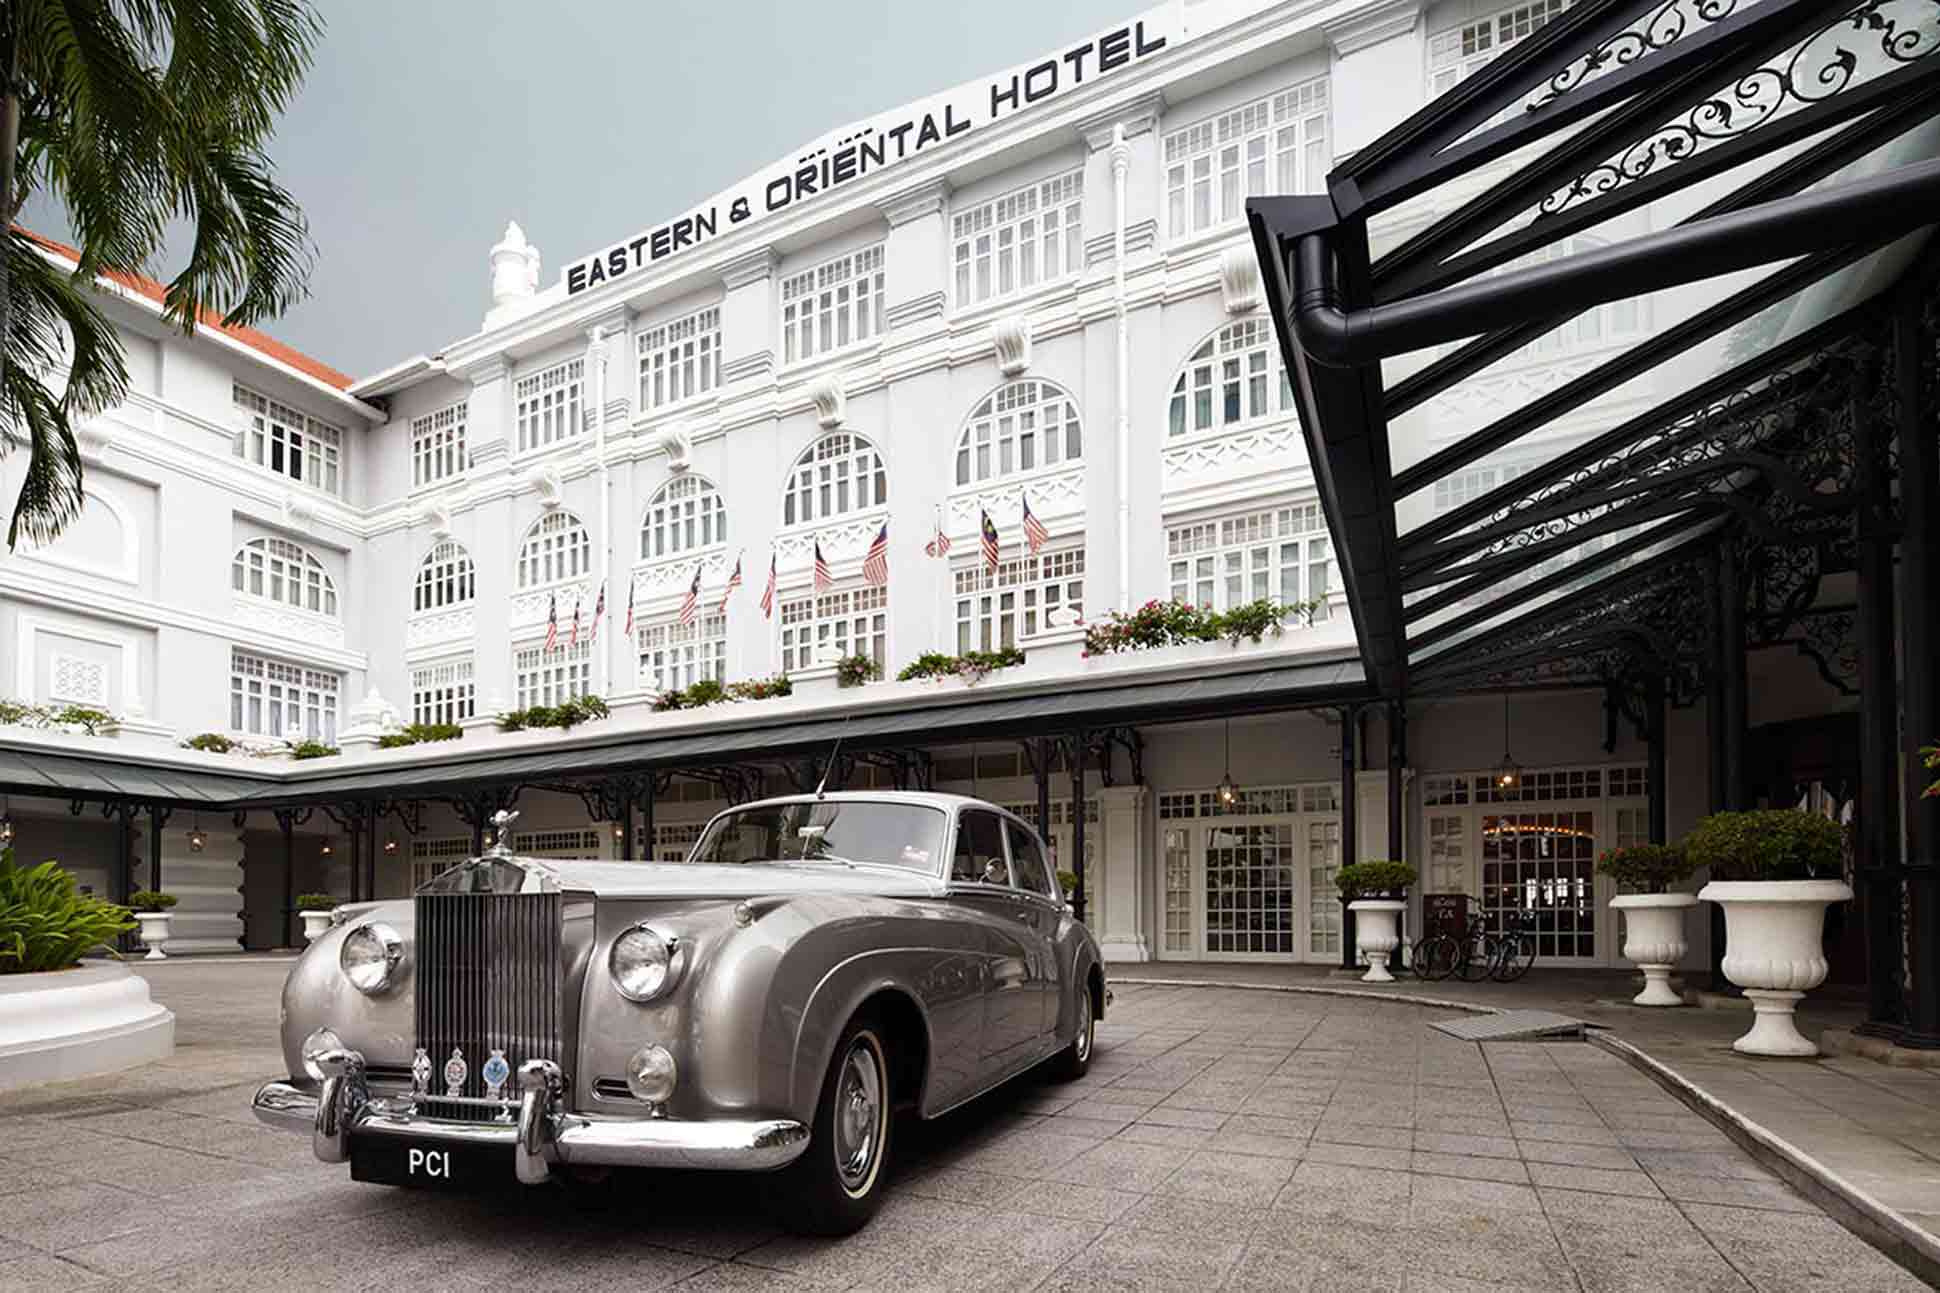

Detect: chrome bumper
[251, 1050, 809, 1180]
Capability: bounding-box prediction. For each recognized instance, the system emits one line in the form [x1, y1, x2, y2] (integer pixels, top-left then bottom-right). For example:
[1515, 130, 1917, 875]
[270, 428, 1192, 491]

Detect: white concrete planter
[1611, 893, 1697, 1007]
[300, 910, 335, 943]
[133, 912, 172, 961]
[1698, 879, 1853, 1056]
[0, 962, 174, 1090]
[1349, 899, 1406, 983]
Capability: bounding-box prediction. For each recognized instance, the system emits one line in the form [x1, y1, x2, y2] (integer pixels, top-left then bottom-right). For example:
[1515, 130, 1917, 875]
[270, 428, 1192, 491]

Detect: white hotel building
[0, 0, 1848, 973]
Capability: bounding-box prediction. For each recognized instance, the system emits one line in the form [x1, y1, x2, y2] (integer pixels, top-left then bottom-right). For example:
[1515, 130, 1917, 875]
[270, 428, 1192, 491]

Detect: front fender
[788, 950, 940, 1119]
[277, 901, 415, 1078]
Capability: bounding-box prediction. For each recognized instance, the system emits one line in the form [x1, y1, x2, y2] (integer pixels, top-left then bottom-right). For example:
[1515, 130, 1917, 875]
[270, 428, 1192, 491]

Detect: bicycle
[1412, 909, 1539, 983]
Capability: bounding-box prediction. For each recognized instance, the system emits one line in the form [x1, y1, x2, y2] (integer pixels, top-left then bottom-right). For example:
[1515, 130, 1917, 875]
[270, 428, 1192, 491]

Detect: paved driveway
[0, 962, 1922, 1291]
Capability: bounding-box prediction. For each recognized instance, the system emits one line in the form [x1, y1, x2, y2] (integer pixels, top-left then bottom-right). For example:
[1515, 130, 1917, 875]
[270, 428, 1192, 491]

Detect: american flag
[678, 565, 701, 625]
[544, 592, 559, 651]
[623, 579, 635, 636]
[980, 510, 1001, 573]
[718, 555, 742, 613]
[759, 552, 777, 619]
[1022, 498, 1050, 554]
[862, 523, 889, 587]
[813, 540, 832, 592]
[570, 595, 583, 646]
[924, 509, 951, 558]
[591, 581, 606, 640]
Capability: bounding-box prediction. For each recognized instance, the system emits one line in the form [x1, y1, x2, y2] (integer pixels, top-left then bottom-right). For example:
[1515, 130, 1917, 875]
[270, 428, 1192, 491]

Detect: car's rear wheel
[775, 1015, 892, 1236]
[1047, 982, 1094, 1081]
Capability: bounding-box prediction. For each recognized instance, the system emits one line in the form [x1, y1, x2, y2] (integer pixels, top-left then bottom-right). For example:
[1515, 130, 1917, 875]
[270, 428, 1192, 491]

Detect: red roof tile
[16, 228, 356, 392]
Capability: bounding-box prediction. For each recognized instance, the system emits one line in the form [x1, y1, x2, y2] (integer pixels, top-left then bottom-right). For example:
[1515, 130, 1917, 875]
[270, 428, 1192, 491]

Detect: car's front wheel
[775, 1015, 892, 1236]
[1047, 982, 1095, 1081]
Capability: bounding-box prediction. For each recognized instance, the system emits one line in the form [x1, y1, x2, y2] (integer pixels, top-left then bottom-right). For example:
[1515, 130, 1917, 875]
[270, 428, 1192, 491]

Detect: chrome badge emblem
[482, 1049, 510, 1101]
[443, 1048, 468, 1097]
[410, 1047, 432, 1096]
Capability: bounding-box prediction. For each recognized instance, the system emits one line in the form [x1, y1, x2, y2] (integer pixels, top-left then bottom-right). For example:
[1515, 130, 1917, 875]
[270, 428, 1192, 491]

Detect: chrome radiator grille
[414, 891, 562, 1118]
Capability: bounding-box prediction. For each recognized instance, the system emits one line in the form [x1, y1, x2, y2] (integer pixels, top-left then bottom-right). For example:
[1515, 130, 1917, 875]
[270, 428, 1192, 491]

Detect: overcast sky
[27, 0, 1145, 379]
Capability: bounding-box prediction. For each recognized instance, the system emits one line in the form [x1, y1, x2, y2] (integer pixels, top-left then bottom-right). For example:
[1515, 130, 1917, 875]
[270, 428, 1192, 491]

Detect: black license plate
[349, 1136, 515, 1189]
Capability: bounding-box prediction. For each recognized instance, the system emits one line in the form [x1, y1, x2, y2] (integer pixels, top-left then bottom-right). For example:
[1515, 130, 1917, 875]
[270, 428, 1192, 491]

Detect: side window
[1005, 821, 1052, 897]
[954, 811, 1009, 885]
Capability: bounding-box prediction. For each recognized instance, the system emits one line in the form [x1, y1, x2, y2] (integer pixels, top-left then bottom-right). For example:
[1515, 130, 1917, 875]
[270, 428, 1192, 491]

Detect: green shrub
[1595, 843, 1694, 894]
[836, 654, 881, 688]
[127, 890, 177, 912]
[377, 722, 463, 749]
[499, 696, 611, 731]
[1683, 809, 1845, 882]
[896, 646, 1026, 684]
[0, 699, 117, 734]
[295, 893, 339, 911]
[727, 675, 792, 701]
[1334, 860, 1417, 899]
[1056, 869, 1079, 895]
[288, 739, 340, 760]
[0, 849, 135, 973]
[1080, 598, 1322, 656]
[181, 732, 237, 753]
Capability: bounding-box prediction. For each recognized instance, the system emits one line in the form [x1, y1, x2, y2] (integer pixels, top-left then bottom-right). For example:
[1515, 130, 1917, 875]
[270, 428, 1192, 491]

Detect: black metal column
[1341, 705, 1358, 970]
[1646, 675, 1667, 845]
[348, 811, 363, 905]
[469, 806, 486, 859]
[1036, 739, 1053, 853]
[1070, 736, 1088, 926]
[114, 805, 133, 906]
[368, 811, 380, 899]
[148, 803, 164, 896]
[1857, 355, 1905, 1038]
[1896, 292, 1940, 1050]
[1387, 703, 1406, 860]
[640, 781, 656, 862]
[1720, 545, 1747, 813]
[277, 809, 295, 949]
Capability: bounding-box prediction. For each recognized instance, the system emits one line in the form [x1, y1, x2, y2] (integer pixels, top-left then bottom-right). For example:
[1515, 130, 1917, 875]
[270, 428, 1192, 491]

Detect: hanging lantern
[1217, 721, 1240, 806]
[320, 837, 334, 858]
[1494, 695, 1521, 790]
[187, 810, 206, 853]
[383, 838, 400, 856]
[0, 814, 13, 848]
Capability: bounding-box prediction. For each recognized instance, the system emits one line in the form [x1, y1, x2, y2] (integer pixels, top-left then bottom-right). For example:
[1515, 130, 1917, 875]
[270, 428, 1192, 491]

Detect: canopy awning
[1249, 0, 1940, 700]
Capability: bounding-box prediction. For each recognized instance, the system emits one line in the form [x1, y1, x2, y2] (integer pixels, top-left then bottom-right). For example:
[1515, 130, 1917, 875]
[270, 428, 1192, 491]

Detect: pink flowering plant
[898, 646, 1026, 686]
[1081, 597, 1321, 656]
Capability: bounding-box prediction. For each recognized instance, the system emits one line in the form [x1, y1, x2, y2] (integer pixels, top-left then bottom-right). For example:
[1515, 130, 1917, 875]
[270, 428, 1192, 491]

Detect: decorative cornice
[878, 178, 951, 227]
[885, 291, 947, 331]
[720, 349, 774, 384]
[1325, 0, 1421, 57]
[718, 247, 778, 289]
[454, 352, 512, 384]
[1079, 90, 1166, 151]
[583, 306, 633, 344]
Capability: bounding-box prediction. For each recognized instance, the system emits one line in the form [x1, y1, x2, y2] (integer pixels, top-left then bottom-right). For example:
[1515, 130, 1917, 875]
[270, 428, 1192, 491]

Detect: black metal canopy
[1249, 0, 1940, 701]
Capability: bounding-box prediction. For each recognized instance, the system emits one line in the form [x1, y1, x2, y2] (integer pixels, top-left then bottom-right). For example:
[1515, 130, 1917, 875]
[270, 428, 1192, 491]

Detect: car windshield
[688, 801, 947, 873]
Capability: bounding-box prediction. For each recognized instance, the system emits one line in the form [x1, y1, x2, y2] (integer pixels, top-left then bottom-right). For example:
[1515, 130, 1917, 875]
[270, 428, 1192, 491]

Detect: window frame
[1165, 502, 1333, 618]
[954, 379, 1084, 487]
[638, 611, 728, 693]
[951, 170, 1085, 309]
[231, 537, 339, 618]
[413, 539, 475, 614]
[1163, 78, 1330, 243]
[637, 304, 721, 413]
[513, 637, 592, 709]
[514, 357, 586, 455]
[229, 648, 340, 742]
[780, 245, 885, 366]
[410, 402, 466, 489]
[517, 511, 593, 590]
[410, 655, 476, 726]
[233, 384, 344, 497]
[641, 474, 727, 561]
[954, 545, 1085, 652]
[1167, 319, 1297, 440]
[1428, 0, 1572, 95]
[781, 433, 888, 530]
[778, 583, 888, 674]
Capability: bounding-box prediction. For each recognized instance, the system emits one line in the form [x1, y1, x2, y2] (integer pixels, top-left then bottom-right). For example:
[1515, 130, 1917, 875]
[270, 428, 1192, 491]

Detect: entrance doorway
[1156, 783, 1341, 962]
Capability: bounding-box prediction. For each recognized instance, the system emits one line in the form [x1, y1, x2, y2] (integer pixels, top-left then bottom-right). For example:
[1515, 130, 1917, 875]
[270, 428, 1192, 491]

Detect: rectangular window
[1166, 503, 1332, 618]
[780, 245, 885, 365]
[229, 649, 340, 742]
[778, 585, 887, 674]
[952, 170, 1084, 307]
[953, 547, 1085, 653]
[1431, 463, 1527, 513]
[1428, 0, 1572, 95]
[514, 357, 585, 454]
[1164, 79, 1329, 242]
[410, 402, 466, 489]
[638, 613, 727, 693]
[410, 656, 475, 726]
[513, 639, 592, 709]
[232, 385, 344, 496]
[637, 305, 720, 412]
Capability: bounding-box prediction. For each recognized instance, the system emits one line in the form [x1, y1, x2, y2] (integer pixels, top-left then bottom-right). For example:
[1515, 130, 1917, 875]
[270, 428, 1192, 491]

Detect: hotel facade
[0, 0, 1888, 984]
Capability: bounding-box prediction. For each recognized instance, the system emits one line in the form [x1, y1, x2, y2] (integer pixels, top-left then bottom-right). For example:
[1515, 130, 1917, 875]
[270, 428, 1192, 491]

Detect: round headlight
[301, 1027, 343, 1082]
[626, 1042, 678, 1104]
[609, 926, 677, 1002]
[339, 922, 403, 995]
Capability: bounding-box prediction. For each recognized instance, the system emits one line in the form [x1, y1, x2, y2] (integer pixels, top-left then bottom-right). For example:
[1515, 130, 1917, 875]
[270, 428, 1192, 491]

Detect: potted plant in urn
[1689, 809, 1851, 1056]
[1598, 844, 1698, 1007]
[127, 891, 177, 960]
[1336, 861, 1416, 983]
[296, 893, 339, 943]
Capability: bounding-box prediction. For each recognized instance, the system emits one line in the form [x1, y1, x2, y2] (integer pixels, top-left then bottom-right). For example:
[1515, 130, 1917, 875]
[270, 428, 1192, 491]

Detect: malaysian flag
[1022, 498, 1050, 554]
[718, 554, 743, 613]
[813, 540, 832, 592]
[570, 594, 583, 646]
[862, 523, 889, 587]
[624, 579, 635, 636]
[980, 509, 1001, 573]
[544, 592, 559, 651]
[591, 581, 606, 640]
[924, 509, 951, 558]
[759, 552, 777, 619]
[678, 565, 701, 625]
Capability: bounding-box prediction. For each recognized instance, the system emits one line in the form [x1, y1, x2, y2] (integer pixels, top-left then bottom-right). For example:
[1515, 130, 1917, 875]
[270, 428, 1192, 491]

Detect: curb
[1588, 1030, 1940, 1289]
[1112, 975, 1499, 1016]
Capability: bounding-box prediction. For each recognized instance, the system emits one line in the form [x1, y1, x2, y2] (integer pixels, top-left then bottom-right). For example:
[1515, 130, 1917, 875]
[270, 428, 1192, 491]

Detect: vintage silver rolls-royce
[253, 792, 1105, 1234]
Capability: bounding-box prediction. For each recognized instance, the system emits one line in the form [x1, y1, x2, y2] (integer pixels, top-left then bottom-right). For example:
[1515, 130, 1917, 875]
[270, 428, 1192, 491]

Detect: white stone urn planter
[1698, 880, 1853, 1056]
[133, 912, 172, 961]
[300, 910, 336, 943]
[1349, 899, 1407, 983]
[0, 962, 174, 1090]
[1611, 893, 1698, 1007]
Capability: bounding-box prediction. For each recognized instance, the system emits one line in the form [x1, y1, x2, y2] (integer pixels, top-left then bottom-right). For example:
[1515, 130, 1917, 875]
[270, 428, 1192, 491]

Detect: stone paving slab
[0, 960, 1929, 1290]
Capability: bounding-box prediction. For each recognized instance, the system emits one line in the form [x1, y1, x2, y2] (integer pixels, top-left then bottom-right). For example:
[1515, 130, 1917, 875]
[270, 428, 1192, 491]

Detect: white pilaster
[1097, 784, 1151, 962]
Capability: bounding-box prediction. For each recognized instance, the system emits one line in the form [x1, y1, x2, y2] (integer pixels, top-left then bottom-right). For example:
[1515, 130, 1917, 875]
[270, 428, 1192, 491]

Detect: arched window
[231, 537, 338, 617]
[517, 512, 592, 589]
[782, 433, 887, 528]
[413, 540, 475, 613]
[955, 380, 1083, 487]
[641, 475, 726, 560]
[1167, 319, 1295, 438]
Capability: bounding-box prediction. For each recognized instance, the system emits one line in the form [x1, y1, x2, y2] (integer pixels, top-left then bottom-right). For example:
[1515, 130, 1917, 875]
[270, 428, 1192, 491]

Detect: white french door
[1156, 784, 1343, 963]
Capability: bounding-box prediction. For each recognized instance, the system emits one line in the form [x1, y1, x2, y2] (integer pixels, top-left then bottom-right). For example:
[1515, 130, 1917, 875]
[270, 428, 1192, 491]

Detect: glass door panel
[1163, 827, 1193, 956]
[1204, 823, 1296, 956]
[1481, 810, 1597, 960]
[1427, 813, 1472, 895]
[1306, 818, 1341, 960]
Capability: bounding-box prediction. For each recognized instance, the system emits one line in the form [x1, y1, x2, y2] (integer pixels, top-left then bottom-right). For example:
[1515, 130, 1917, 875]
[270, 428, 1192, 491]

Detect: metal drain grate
[1432, 1010, 1586, 1041]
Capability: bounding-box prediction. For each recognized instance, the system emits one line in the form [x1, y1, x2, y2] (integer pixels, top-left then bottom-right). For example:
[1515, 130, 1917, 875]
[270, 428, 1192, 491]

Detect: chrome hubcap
[834, 1038, 883, 1193]
[1075, 991, 1093, 1062]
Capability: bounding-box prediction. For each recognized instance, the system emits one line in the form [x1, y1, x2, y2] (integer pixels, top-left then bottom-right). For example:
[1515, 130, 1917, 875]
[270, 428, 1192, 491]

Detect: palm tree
[1, 0, 321, 547]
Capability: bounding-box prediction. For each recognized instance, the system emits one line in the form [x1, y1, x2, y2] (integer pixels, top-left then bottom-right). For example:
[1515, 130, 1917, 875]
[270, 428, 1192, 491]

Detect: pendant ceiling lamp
[1494, 695, 1521, 791]
[187, 811, 206, 853]
[1218, 720, 1240, 806]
